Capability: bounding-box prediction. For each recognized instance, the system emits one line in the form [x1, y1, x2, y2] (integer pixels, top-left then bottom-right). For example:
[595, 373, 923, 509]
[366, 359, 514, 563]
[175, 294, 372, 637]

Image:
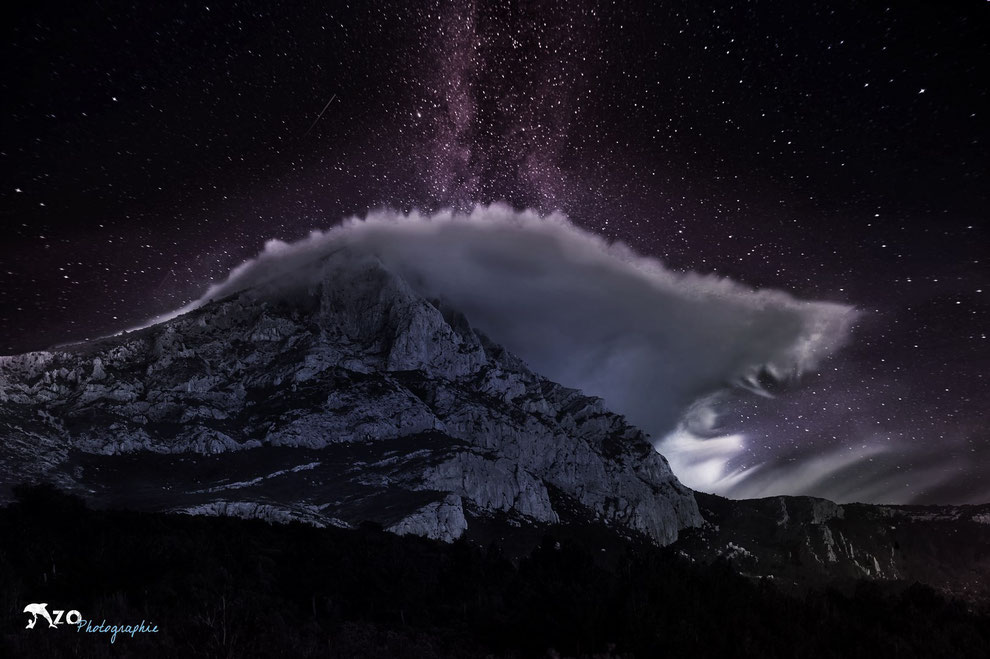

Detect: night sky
[1, 0, 987, 504]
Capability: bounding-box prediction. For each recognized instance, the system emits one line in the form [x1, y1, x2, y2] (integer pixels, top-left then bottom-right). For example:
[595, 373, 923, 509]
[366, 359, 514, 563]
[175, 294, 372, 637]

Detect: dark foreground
[1, 486, 988, 658]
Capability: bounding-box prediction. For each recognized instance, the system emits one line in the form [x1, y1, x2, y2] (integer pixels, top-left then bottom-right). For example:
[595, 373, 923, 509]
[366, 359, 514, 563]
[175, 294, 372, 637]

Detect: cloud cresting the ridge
[149, 204, 860, 499]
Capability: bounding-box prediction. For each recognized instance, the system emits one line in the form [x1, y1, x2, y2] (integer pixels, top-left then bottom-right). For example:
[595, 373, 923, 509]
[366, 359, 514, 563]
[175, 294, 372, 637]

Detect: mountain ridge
[2, 247, 987, 601]
[0, 249, 700, 545]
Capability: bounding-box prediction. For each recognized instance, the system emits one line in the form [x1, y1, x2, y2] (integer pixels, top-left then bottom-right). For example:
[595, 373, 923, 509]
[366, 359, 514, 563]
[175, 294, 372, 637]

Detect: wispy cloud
[148, 204, 859, 499]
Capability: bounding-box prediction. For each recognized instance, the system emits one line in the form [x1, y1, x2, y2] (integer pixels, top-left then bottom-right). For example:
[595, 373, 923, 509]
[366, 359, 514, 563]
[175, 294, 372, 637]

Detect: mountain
[672, 492, 990, 600]
[1, 246, 987, 602]
[0, 248, 700, 545]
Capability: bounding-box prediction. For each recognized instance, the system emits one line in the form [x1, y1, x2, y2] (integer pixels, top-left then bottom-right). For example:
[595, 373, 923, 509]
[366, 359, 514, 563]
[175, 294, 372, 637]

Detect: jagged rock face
[672, 492, 990, 598]
[0, 250, 701, 545]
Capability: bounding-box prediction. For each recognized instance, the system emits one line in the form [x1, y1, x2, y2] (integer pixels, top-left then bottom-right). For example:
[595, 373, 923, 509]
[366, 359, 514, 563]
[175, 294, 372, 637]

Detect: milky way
[1, 0, 987, 503]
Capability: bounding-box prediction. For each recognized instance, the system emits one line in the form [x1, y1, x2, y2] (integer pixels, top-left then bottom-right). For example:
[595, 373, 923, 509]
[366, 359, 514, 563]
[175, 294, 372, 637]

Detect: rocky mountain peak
[0, 248, 702, 545]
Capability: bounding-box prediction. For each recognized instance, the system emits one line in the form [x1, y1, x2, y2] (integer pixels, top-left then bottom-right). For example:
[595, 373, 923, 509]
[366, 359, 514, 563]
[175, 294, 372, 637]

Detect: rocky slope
[672, 492, 990, 599]
[2, 247, 987, 600]
[0, 248, 701, 545]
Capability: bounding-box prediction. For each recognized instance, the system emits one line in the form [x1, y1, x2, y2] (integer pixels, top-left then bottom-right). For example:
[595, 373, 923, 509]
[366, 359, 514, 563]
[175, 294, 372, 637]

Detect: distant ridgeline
[1, 486, 988, 659]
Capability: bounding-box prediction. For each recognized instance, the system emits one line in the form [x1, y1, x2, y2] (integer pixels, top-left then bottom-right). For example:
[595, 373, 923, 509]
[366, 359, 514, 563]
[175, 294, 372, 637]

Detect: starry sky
[1, 0, 987, 504]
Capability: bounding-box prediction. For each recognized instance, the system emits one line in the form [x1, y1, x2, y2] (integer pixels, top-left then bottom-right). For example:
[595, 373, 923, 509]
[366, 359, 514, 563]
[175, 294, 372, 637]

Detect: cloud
[151, 203, 859, 498]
